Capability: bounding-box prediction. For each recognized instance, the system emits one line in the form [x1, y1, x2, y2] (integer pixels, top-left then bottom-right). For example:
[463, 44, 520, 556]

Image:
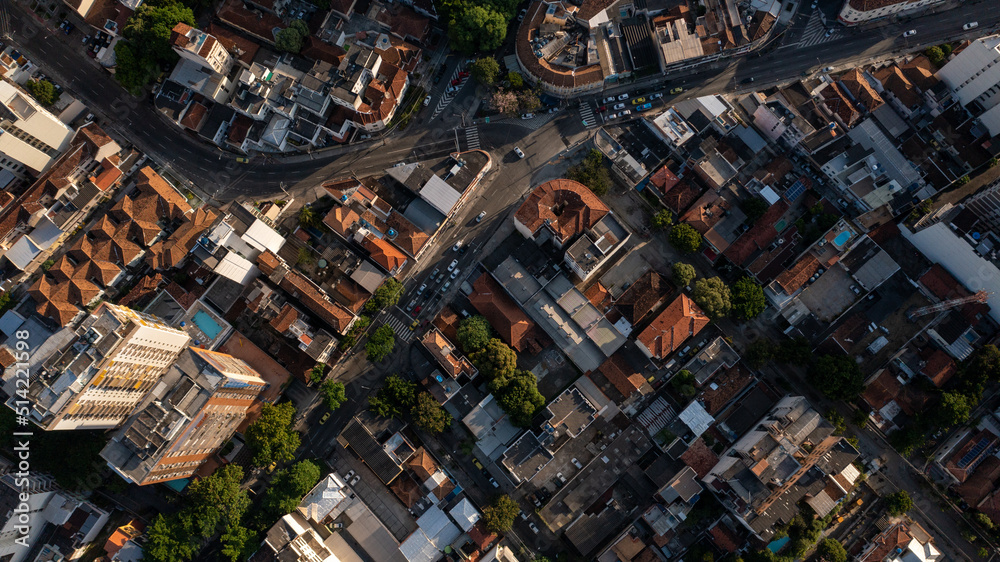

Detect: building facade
[0, 79, 74, 178]
[837, 0, 945, 25]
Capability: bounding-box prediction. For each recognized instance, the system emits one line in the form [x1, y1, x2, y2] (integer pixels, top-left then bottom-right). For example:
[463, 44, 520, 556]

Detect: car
[617, 93, 629, 101]
[92, 43, 101, 53]
[603, 96, 616, 103]
[670, 87, 684, 94]
[514, 147, 525, 159]
[639, 103, 652, 110]
[649, 92, 662, 99]
[518, 8, 527, 20]
[607, 113, 617, 119]
[416, 283, 427, 295]
[571, 457, 583, 469]
[345, 470, 356, 481]
[440, 281, 452, 293]
[436, 273, 445, 283]
[741, 77, 755, 84]
[547, 106, 558, 113]
[598, 105, 607, 112]
[451, 79, 461, 86]
[433, 73, 443, 84]
[902, 29, 916, 37]
[266, 462, 277, 473]
[811, 0, 817, 6]
[430, 268, 440, 280]
[822, 66, 834, 72]
[87, 47, 97, 58]
[458, 70, 470, 78]
[423, 94, 431, 106]
[476, 211, 486, 222]
[472, 458, 484, 470]
[82, 34, 91, 43]
[620, 110, 631, 116]
[631, 97, 646, 104]
[406, 301, 416, 312]
[64, 23, 74, 34]
[529, 522, 539, 534]
[489, 477, 500, 488]
[532, 495, 541, 507]
[459, 246, 467, 255]
[824, 28, 834, 37]
[634, 87, 648, 95]
[520, 511, 529, 521]
[450, 269, 460, 279]
[964, 22, 979, 30]
[410, 320, 419, 329]
[447, 259, 458, 271]
[320, 412, 331, 424]
[350, 475, 361, 487]
[453, 241, 463, 252]
[613, 103, 625, 110]
[521, 113, 534, 119]
[414, 306, 422, 314]
[236, 156, 249, 163]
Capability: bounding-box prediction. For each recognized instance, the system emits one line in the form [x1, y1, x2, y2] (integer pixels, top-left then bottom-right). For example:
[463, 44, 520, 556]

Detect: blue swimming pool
[834, 231, 851, 247]
[767, 537, 791, 553]
[193, 310, 222, 340]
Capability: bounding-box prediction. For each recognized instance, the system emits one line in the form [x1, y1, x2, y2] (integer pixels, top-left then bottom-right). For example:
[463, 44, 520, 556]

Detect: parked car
[649, 92, 662, 99]
[902, 29, 916, 37]
[82, 34, 91, 43]
[617, 93, 629, 100]
[547, 106, 558, 113]
[345, 470, 356, 482]
[824, 28, 834, 37]
[514, 147, 525, 159]
[620, 110, 631, 116]
[571, 457, 583, 469]
[638, 103, 652, 110]
[521, 113, 534, 119]
[406, 301, 416, 312]
[450, 78, 461, 86]
[741, 77, 755, 84]
[414, 306, 422, 314]
[518, 8, 527, 20]
[603, 96, 616, 103]
[453, 240, 463, 252]
[607, 112, 617, 119]
[528, 522, 539, 534]
[670, 87, 684, 94]
[236, 156, 249, 163]
[429, 268, 439, 280]
[963, 21, 979, 30]
[440, 281, 452, 293]
[458, 70, 470, 78]
[416, 283, 427, 295]
[423, 94, 431, 106]
[613, 103, 625, 110]
[598, 105, 607, 111]
[450, 269, 460, 279]
[489, 477, 500, 488]
[821, 66, 834, 72]
[350, 475, 361, 487]
[476, 211, 486, 222]
[447, 259, 458, 271]
[631, 97, 646, 104]
[320, 412, 331, 424]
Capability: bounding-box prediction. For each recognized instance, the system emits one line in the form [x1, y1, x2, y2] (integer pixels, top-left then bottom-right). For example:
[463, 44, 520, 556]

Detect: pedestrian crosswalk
[579, 101, 597, 128]
[465, 126, 480, 150]
[431, 70, 471, 120]
[381, 314, 414, 342]
[796, 12, 844, 48]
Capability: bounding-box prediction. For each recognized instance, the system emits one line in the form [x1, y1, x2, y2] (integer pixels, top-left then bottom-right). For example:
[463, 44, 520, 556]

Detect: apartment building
[936, 35, 1000, 137]
[101, 347, 267, 485]
[168, 23, 237, 103]
[7, 302, 190, 430]
[0, 79, 74, 178]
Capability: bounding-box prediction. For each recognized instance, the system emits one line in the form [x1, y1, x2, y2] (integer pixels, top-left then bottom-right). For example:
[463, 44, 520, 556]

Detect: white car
[453, 241, 463, 252]
[447, 259, 458, 271]
[514, 147, 525, 159]
[350, 475, 361, 487]
[607, 112, 617, 119]
[476, 211, 486, 222]
[416, 283, 427, 295]
[440, 281, 452, 293]
[620, 110, 632, 116]
[613, 103, 625, 110]
[571, 457, 583, 469]
[822, 66, 834, 72]
[345, 470, 356, 482]
[450, 269, 460, 279]
[963, 22, 979, 30]
[423, 95, 431, 106]
[902, 29, 916, 37]
[603, 96, 616, 103]
[617, 93, 629, 101]
[528, 522, 539, 534]
[521, 113, 534, 119]
[489, 477, 499, 488]
[649, 93, 662, 99]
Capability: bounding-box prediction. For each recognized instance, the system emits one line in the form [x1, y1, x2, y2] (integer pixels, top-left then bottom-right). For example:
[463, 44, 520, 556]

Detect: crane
[907, 290, 990, 321]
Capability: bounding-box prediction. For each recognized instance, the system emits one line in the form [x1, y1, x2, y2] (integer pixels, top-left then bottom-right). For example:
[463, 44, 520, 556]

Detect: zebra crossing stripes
[465, 126, 480, 149]
[381, 314, 414, 342]
[431, 72, 471, 120]
[579, 102, 597, 128]
[796, 12, 843, 48]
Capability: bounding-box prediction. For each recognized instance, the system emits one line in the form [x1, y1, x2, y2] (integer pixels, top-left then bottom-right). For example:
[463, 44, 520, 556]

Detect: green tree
[517, 90, 541, 114]
[744, 340, 774, 369]
[320, 380, 347, 410]
[262, 460, 322, 516]
[118, 0, 196, 93]
[672, 262, 696, 287]
[113, 40, 154, 94]
[470, 57, 500, 85]
[275, 19, 308, 53]
[669, 223, 702, 254]
[936, 391, 973, 428]
[827, 409, 846, 435]
[651, 209, 673, 230]
[144, 514, 199, 562]
[960, 344, 1000, 399]
[412, 391, 452, 434]
[885, 491, 913, 516]
[187, 464, 250, 534]
[369, 373, 416, 417]
[889, 422, 925, 456]
[458, 315, 492, 353]
[25, 79, 57, 106]
[308, 363, 325, 384]
[973, 512, 994, 530]
[508, 71, 524, 88]
[365, 278, 405, 312]
[490, 370, 545, 427]
[741, 197, 768, 223]
[671, 369, 697, 398]
[448, 4, 507, 54]
[925, 45, 944, 65]
[482, 495, 520, 533]
[365, 325, 396, 362]
[810, 354, 865, 401]
[776, 337, 812, 365]
[730, 277, 766, 320]
[220, 524, 257, 562]
[691, 277, 731, 320]
[567, 149, 610, 197]
[472, 338, 517, 381]
[245, 402, 301, 467]
[298, 205, 318, 228]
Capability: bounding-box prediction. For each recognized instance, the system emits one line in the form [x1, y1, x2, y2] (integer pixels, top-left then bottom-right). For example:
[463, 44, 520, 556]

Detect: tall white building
[837, 0, 945, 25]
[936, 35, 1000, 136]
[168, 23, 236, 103]
[6, 302, 191, 430]
[0, 79, 74, 177]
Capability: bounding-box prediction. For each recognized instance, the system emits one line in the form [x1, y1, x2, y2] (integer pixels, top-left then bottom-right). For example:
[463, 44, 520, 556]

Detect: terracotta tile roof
[614, 271, 671, 325]
[0, 348, 15, 369]
[170, 23, 194, 47]
[90, 158, 123, 192]
[257, 250, 281, 276]
[635, 294, 709, 360]
[78, 123, 115, 150]
[323, 206, 360, 236]
[421, 327, 476, 378]
[680, 438, 719, 478]
[775, 254, 820, 294]
[862, 368, 901, 412]
[381, 5, 429, 43]
[117, 273, 163, 309]
[165, 281, 200, 310]
[723, 200, 788, 267]
[900, 55, 938, 92]
[708, 523, 742, 553]
[945, 429, 1000, 483]
[29, 254, 104, 325]
[228, 114, 252, 144]
[920, 264, 961, 299]
[681, 191, 731, 234]
[584, 282, 610, 310]
[839, 68, 884, 112]
[700, 364, 753, 415]
[649, 165, 681, 194]
[468, 521, 498, 550]
[301, 36, 346, 66]
[386, 212, 428, 257]
[515, 2, 604, 91]
[180, 101, 209, 131]
[147, 207, 218, 270]
[216, 0, 283, 43]
[978, 489, 1000, 526]
[204, 23, 260, 66]
[331, 279, 369, 313]
[468, 273, 537, 352]
[662, 181, 702, 214]
[597, 353, 647, 398]
[515, 179, 609, 243]
[433, 306, 461, 343]
[281, 270, 355, 333]
[857, 522, 921, 562]
[921, 348, 957, 387]
[361, 234, 407, 274]
[407, 447, 439, 481]
[103, 520, 144, 557]
[373, 36, 422, 73]
[390, 474, 422, 507]
[270, 304, 298, 333]
[823, 82, 861, 127]
[958, 456, 1000, 506]
[110, 167, 192, 245]
[874, 66, 920, 108]
[846, 0, 911, 13]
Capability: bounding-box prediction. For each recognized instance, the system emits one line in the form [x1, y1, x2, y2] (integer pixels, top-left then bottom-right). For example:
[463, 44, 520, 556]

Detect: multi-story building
[965, 177, 1000, 231]
[101, 347, 267, 485]
[936, 35, 1000, 137]
[0, 79, 74, 178]
[7, 303, 190, 430]
[837, 0, 945, 25]
[168, 23, 237, 103]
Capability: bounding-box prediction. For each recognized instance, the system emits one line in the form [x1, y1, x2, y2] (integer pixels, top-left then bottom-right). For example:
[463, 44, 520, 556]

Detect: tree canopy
[741, 197, 768, 223]
[669, 223, 702, 253]
[412, 392, 452, 434]
[308, 363, 325, 384]
[472, 338, 517, 381]
[116, 0, 195, 93]
[691, 277, 731, 320]
[816, 539, 848, 562]
[672, 262, 696, 287]
[885, 491, 913, 516]
[482, 495, 520, 533]
[448, 4, 507, 53]
[369, 373, 416, 418]
[366, 279, 405, 312]
[261, 460, 322, 518]
[320, 380, 347, 410]
[490, 370, 545, 427]
[731, 277, 766, 320]
[936, 391, 972, 428]
[960, 344, 1000, 399]
[568, 149, 610, 196]
[220, 525, 257, 562]
[186, 464, 250, 533]
[25, 79, 57, 106]
[245, 402, 301, 467]
[470, 57, 500, 85]
[275, 19, 309, 53]
[651, 210, 673, 230]
[366, 325, 396, 362]
[457, 315, 492, 353]
[809, 354, 865, 401]
[508, 71, 525, 88]
[145, 513, 200, 562]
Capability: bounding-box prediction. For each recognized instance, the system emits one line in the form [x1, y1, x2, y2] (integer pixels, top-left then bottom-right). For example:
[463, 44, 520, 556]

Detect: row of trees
[458, 316, 545, 427]
[672, 262, 767, 322]
[369, 374, 453, 433]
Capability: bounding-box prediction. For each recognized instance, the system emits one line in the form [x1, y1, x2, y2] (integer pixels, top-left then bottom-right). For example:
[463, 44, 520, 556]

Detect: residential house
[608, 270, 673, 336]
[514, 178, 609, 247]
[634, 294, 710, 362]
[256, 250, 357, 334]
[855, 520, 942, 562]
[168, 23, 237, 104]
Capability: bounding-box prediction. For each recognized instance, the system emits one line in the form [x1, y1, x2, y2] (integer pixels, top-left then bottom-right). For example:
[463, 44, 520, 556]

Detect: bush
[651, 210, 673, 230]
[567, 149, 610, 196]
